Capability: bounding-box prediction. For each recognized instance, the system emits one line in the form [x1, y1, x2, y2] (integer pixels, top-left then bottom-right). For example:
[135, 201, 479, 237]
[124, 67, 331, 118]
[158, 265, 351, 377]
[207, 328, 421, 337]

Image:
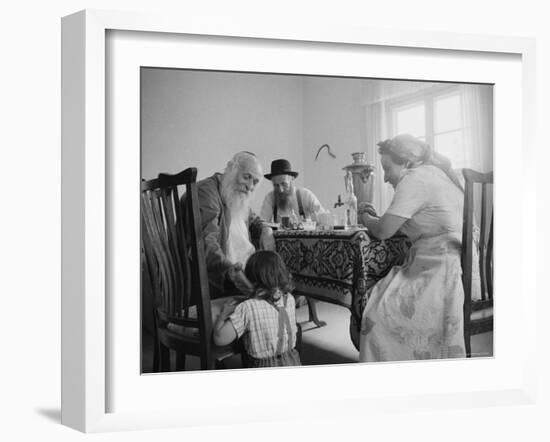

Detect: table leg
[306, 298, 327, 328]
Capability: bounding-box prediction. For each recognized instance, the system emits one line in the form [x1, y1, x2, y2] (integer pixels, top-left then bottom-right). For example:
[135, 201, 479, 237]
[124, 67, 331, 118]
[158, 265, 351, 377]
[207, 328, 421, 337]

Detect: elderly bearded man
[260, 159, 325, 223]
[184, 151, 275, 299]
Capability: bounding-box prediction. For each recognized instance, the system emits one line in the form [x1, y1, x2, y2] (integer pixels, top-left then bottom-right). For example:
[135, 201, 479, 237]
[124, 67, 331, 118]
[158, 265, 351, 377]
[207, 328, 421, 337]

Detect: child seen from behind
[213, 250, 301, 368]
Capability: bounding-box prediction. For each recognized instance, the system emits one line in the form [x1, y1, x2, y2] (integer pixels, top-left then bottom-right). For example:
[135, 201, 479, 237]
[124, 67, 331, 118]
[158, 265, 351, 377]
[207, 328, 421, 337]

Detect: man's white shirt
[259, 188, 324, 222]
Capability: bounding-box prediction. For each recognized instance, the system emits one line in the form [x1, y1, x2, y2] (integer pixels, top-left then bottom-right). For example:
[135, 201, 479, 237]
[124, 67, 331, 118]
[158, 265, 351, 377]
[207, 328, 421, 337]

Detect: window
[388, 87, 466, 168]
[393, 102, 426, 139]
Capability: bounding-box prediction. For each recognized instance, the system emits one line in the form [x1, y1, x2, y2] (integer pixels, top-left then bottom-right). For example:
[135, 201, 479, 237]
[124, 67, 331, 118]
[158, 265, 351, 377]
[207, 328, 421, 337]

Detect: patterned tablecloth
[274, 228, 411, 311]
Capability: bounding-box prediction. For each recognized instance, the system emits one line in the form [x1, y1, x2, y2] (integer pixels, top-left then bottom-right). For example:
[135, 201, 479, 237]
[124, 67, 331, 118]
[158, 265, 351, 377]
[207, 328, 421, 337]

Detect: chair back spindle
[461, 168, 494, 358]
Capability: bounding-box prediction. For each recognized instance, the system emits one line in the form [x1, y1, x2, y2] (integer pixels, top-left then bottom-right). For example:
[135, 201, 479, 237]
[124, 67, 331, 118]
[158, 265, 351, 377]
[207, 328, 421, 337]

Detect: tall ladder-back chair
[141, 168, 240, 371]
[461, 169, 494, 358]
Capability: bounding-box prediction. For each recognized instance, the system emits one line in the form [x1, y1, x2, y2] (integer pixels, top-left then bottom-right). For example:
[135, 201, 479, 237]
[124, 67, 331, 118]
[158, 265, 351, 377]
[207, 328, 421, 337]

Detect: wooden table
[274, 228, 411, 327]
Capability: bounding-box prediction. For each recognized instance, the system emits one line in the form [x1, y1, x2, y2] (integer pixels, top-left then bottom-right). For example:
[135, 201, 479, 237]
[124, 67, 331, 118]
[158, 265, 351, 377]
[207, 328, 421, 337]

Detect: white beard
[221, 172, 255, 265]
[221, 170, 251, 217]
[225, 191, 250, 222]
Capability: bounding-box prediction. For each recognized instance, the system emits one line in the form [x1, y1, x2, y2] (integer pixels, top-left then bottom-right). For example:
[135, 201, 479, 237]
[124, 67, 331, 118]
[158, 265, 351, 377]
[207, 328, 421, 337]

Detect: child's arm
[213, 300, 238, 346]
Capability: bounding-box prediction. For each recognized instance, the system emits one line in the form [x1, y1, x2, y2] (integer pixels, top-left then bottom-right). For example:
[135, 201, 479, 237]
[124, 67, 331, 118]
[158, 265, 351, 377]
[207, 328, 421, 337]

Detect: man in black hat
[260, 159, 325, 224]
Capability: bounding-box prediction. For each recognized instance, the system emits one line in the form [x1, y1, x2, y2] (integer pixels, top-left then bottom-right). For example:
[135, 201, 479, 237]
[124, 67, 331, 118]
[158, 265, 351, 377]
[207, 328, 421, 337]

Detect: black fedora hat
[264, 159, 299, 180]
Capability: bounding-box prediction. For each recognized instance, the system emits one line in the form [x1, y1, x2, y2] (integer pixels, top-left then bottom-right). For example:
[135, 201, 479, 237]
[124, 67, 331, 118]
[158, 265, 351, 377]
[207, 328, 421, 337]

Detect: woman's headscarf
[377, 134, 464, 191]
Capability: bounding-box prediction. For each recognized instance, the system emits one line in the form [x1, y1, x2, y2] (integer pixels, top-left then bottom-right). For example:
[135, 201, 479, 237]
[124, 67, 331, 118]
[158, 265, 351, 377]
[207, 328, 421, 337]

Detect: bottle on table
[333, 194, 347, 228]
[344, 171, 358, 227]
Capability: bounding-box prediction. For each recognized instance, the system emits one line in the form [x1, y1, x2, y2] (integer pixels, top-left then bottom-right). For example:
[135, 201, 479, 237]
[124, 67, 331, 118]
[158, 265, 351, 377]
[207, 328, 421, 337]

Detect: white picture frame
[61, 9, 537, 433]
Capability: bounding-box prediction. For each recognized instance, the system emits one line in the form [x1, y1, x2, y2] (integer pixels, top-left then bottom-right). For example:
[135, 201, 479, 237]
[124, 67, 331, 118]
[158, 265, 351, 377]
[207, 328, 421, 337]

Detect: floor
[141, 300, 493, 372]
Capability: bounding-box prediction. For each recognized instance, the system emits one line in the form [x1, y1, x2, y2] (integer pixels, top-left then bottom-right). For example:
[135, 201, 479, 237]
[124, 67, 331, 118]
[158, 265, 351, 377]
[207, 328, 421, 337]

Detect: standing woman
[356, 134, 466, 362]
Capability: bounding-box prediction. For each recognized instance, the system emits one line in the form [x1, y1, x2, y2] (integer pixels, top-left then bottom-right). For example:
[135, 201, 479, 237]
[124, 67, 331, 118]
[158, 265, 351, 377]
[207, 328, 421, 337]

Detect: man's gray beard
[275, 188, 294, 212]
[221, 173, 251, 221]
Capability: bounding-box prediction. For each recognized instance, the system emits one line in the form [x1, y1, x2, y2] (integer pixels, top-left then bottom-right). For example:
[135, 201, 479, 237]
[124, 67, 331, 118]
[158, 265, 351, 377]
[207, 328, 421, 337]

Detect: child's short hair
[244, 250, 294, 300]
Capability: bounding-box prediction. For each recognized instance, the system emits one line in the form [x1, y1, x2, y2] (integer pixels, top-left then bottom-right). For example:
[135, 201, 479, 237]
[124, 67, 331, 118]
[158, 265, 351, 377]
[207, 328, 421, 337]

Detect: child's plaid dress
[229, 293, 301, 367]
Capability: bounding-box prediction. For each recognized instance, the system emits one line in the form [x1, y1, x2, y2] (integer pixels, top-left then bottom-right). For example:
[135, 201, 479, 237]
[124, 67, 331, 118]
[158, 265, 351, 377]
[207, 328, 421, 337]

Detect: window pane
[434, 131, 464, 168]
[434, 94, 462, 133]
[395, 103, 425, 137]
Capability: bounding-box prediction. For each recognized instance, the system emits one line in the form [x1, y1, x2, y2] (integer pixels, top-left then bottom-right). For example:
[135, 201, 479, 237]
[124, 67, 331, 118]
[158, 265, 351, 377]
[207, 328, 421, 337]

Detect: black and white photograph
[5, 0, 550, 439]
[140, 68, 494, 372]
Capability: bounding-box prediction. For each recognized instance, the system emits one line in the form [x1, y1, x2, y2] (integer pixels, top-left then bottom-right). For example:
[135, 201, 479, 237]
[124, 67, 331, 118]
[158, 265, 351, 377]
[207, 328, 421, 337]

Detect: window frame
[386, 84, 464, 161]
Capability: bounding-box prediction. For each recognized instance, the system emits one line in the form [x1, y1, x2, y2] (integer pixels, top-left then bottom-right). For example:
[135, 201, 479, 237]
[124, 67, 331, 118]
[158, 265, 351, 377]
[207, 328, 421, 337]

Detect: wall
[141, 69, 304, 213]
[302, 77, 366, 210]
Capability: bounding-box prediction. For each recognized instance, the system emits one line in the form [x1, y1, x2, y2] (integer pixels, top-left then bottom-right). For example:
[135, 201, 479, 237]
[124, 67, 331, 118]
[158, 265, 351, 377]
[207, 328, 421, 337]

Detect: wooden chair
[141, 168, 240, 371]
[461, 168, 494, 358]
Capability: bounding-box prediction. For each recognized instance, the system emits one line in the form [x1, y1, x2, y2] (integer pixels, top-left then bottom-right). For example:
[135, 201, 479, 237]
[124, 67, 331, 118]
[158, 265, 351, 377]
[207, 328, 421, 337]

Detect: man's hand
[259, 227, 275, 251]
[228, 265, 254, 296]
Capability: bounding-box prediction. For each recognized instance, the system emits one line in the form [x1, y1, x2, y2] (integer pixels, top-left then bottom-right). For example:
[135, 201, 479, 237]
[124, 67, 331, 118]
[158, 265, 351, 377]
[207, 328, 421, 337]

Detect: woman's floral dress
[359, 165, 467, 362]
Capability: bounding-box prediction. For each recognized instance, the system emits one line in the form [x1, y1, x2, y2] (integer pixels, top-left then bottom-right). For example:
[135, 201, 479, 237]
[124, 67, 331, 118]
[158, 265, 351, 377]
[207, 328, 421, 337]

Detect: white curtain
[364, 81, 394, 213]
[459, 84, 494, 228]
[461, 84, 493, 173]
